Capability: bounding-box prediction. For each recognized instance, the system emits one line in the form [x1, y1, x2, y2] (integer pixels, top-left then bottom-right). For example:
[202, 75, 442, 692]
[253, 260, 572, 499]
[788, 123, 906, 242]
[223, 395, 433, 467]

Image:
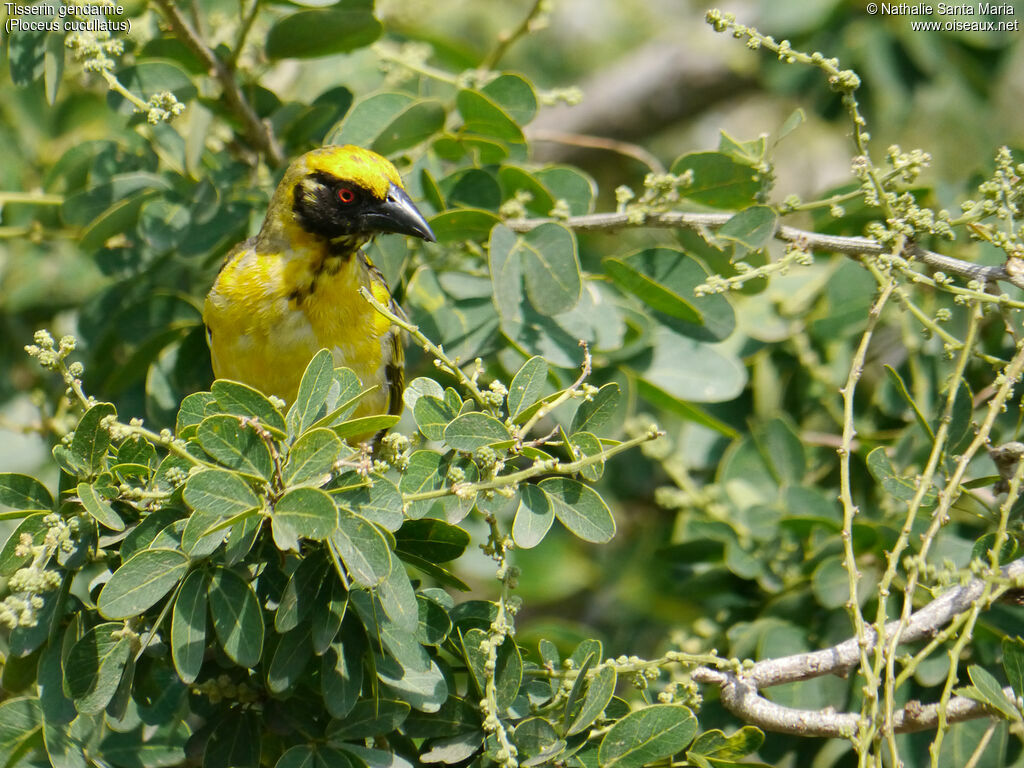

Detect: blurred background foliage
[2, 0, 1024, 766]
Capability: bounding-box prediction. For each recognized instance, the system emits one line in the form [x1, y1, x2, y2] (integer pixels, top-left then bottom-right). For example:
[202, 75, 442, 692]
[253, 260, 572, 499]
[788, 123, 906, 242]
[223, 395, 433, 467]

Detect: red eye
[338, 188, 356, 204]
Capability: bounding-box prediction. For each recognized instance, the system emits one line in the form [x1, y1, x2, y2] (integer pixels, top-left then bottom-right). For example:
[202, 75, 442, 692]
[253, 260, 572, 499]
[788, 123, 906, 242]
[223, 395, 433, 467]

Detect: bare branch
[691, 668, 1014, 737]
[504, 211, 1017, 288]
[691, 556, 1024, 735]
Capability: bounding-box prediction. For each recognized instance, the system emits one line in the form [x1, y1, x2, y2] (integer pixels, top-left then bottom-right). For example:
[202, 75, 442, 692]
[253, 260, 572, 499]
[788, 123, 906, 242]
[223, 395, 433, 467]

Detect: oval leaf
[98, 549, 189, 619]
[539, 478, 615, 543]
[445, 412, 511, 452]
[598, 705, 698, 768]
[208, 567, 264, 668]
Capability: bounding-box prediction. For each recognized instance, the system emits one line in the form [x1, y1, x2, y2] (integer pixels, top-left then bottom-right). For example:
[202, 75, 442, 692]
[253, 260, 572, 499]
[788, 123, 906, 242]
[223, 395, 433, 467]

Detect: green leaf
[416, 594, 453, 646]
[0, 513, 48, 575]
[176, 391, 216, 437]
[330, 509, 392, 587]
[266, 5, 382, 59]
[445, 411, 512, 452]
[634, 327, 746, 403]
[399, 450, 443, 516]
[568, 666, 617, 736]
[171, 569, 208, 684]
[866, 447, 938, 505]
[967, 665, 1019, 721]
[777, 108, 805, 141]
[197, 414, 274, 480]
[323, 631, 365, 718]
[212, 379, 287, 435]
[811, 557, 850, 610]
[569, 431, 605, 483]
[184, 468, 259, 518]
[716, 205, 777, 250]
[461, 628, 522, 712]
[752, 418, 805, 485]
[275, 552, 327, 633]
[108, 61, 196, 113]
[481, 73, 537, 125]
[489, 223, 581, 317]
[598, 705, 698, 768]
[540, 478, 616, 543]
[508, 356, 548, 419]
[98, 548, 189, 619]
[327, 699, 411, 741]
[0, 473, 53, 511]
[334, 474, 404, 531]
[515, 717, 565, 765]
[671, 151, 763, 209]
[537, 166, 595, 216]
[208, 566, 265, 668]
[70, 402, 116, 474]
[76, 481, 123, 531]
[457, 89, 524, 142]
[686, 726, 764, 761]
[523, 224, 581, 316]
[571, 383, 621, 434]
[498, 166, 555, 217]
[283, 428, 342, 486]
[372, 99, 447, 156]
[440, 167, 501, 210]
[512, 485, 554, 549]
[332, 414, 400, 442]
[429, 208, 501, 244]
[415, 395, 458, 441]
[287, 349, 335, 436]
[311, 576, 348, 654]
[63, 622, 131, 714]
[43, 29, 64, 104]
[204, 709, 260, 768]
[0, 698, 42, 762]
[719, 130, 766, 165]
[268, 625, 313, 695]
[403, 377, 444, 411]
[274, 487, 338, 542]
[564, 651, 596, 733]
[605, 255, 701, 324]
[883, 365, 934, 440]
[1004, 637, 1024, 699]
[329, 92, 411, 148]
[395, 519, 470, 563]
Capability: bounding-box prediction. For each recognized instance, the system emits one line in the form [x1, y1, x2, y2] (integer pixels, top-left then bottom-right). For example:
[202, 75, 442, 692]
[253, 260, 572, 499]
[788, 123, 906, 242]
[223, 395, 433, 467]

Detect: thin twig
[479, 0, 546, 71]
[0, 192, 64, 205]
[358, 286, 493, 411]
[228, 0, 262, 70]
[403, 429, 661, 503]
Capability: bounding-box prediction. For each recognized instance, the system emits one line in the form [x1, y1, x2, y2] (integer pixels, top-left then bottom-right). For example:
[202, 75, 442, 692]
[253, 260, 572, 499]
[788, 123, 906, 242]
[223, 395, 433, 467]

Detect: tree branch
[504, 211, 1018, 289]
[151, 0, 284, 167]
[692, 556, 1024, 736]
[691, 668, 1014, 737]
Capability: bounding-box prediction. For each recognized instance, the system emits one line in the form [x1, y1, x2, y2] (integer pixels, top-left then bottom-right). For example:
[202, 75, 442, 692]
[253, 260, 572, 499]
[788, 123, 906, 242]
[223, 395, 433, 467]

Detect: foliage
[2, 2, 1024, 768]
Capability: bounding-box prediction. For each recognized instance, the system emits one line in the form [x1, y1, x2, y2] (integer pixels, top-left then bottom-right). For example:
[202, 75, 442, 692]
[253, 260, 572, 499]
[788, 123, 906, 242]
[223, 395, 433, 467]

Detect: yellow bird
[203, 145, 435, 434]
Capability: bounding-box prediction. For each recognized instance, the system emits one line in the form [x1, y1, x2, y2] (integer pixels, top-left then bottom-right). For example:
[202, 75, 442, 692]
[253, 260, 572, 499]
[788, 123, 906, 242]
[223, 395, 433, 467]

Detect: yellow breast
[203, 241, 395, 419]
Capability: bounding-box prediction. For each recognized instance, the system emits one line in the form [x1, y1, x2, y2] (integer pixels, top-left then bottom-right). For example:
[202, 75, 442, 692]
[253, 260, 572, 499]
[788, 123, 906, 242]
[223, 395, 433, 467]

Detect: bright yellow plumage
[203, 145, 435, 437]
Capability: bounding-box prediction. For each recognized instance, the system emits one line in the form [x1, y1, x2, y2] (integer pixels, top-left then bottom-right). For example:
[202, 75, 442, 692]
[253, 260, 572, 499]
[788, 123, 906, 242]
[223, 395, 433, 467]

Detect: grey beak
[365, 182, 436, 243]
